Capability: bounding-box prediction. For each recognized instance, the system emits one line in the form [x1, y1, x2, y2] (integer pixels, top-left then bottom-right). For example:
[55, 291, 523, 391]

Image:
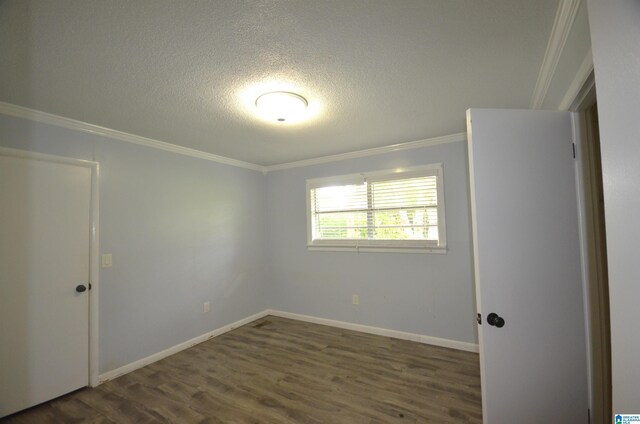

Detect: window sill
[306, 244, 447, 254]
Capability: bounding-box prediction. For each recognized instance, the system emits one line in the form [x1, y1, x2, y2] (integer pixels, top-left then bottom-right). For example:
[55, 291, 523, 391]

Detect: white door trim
[571, 112, 593, 415]
[569, 80, 602, 420]
[0, 146, 100, 387]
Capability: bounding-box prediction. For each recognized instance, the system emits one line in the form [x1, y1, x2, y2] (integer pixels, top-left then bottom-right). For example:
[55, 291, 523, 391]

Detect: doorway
[572, 76, 612, 424]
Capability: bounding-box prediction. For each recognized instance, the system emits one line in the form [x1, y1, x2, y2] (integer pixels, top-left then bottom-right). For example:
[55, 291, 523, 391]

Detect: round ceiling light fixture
[255, 91, 308, 123]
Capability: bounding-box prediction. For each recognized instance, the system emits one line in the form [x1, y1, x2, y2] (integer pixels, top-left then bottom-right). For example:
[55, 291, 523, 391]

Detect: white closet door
[0, 153, 91, 417]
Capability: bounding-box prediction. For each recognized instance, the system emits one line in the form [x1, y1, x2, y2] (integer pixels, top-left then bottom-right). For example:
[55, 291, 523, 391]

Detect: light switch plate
[101, 254, 113, 268]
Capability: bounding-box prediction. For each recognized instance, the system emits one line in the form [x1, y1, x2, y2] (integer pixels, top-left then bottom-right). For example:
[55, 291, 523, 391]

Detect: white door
[467, 109, 587, 423]
[0, 152, 92, 417]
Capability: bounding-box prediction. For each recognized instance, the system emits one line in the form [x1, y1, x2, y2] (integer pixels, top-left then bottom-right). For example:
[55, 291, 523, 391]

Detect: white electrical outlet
[352, 294, 359, 305]
[203, 301, 210, 313]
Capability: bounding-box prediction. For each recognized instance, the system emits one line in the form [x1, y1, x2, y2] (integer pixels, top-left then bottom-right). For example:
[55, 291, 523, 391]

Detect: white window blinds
[307, 164, 446, 251]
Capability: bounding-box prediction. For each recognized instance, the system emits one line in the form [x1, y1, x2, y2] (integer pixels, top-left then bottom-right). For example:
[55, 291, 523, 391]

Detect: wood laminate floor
[3, 316, 482, 423]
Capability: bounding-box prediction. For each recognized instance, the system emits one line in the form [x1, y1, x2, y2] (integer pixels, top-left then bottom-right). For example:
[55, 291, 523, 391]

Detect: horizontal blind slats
[310, 172, 441, 243]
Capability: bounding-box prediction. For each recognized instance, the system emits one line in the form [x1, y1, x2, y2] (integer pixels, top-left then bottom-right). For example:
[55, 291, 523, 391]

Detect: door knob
[487, 312, 505, 328]
[75, 284, 87, 293]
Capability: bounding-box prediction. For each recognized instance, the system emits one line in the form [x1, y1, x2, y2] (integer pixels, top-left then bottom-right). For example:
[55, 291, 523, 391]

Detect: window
[306, 164, 446, 253]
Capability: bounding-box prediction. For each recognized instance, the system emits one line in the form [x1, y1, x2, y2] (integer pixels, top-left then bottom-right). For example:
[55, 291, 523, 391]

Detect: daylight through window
[307, 164, 446, 252]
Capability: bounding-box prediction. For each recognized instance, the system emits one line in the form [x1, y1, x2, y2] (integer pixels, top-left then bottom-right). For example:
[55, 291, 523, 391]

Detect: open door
[467, 109, 588, 422]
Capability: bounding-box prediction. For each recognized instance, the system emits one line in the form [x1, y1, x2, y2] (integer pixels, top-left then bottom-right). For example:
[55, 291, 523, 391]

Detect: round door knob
[487, 312, 505, 328]
[75, 284, 87, 293]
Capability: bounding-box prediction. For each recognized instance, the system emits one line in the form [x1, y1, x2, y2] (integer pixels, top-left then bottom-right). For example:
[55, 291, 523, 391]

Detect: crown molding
[559, 49, 593, 111]
[264, 132, 466, 172]
[529, 0, 582, 109]
[0, 101, 465, 174]
[0, 101, 265, 172]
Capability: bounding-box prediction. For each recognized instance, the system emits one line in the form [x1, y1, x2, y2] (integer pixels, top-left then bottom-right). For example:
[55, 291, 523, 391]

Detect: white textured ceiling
[0, 0, 558, 166]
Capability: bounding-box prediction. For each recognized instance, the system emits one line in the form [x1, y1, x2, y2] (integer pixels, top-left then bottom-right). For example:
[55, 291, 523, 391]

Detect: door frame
[568, 72, 612, 423]
[0, 146, 100, 388]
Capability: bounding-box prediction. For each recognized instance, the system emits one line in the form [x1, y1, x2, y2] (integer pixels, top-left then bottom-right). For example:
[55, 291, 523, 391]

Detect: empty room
[1, 0, 638, 422]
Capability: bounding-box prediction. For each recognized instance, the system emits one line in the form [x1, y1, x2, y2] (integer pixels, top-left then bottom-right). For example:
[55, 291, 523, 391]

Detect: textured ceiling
[0, 0, 558, 166]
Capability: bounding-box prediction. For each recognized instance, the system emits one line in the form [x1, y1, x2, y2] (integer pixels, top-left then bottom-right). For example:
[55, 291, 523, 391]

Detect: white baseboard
[98, 308, 478, 384]
[98, 310, 270, 384]
[265, 309, 479, 353]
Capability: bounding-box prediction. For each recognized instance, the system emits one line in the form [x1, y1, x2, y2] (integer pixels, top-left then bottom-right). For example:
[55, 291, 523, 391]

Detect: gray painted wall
[265, 141, 478, 344]
[587, 0, 640, 412]
[0, 114, 267, 373]
[0, 110, 478, 376]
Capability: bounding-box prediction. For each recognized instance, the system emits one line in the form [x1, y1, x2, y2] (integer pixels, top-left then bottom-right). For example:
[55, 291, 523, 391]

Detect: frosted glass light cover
[255, 91, 308, 122]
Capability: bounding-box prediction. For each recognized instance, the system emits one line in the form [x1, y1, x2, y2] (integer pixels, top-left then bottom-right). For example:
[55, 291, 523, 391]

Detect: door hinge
[477, 313, 482, 325]
[572, 142, 576, 159]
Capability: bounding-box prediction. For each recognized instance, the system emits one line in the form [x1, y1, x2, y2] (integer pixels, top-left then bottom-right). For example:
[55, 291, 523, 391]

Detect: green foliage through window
[310, 174, 440, 243]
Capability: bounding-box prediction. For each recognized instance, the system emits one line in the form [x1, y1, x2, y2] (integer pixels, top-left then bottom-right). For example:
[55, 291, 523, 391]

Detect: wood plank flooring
[3, 316, 482, 423]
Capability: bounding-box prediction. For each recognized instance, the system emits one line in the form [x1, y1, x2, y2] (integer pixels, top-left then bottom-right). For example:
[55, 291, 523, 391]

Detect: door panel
[467, 109, 587, 423]
[0, 154, 91, 417]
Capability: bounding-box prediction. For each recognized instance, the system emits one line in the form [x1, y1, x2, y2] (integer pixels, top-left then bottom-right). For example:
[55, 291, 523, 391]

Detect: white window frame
[306, 164, 447, 253]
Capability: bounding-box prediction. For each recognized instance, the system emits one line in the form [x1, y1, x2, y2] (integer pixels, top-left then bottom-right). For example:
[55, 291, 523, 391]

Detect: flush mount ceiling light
[255, 91, 308, 123]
